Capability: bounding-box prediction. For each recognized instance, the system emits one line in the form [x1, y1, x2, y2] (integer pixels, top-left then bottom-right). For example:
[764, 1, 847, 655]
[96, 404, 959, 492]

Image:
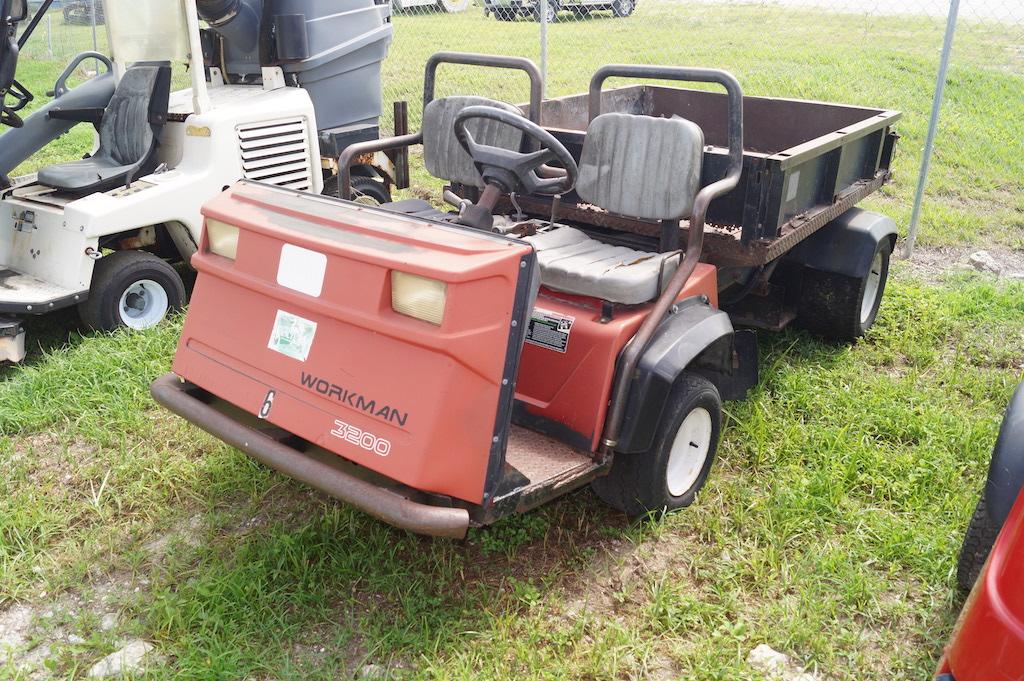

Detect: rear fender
[616, 299, 756, 454]
[786, 207, 897, 279]
[984, 382, 1024, 526]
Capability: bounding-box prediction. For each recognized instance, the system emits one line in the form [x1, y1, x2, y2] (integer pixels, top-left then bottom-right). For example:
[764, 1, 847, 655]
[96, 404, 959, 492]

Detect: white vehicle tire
[79, 250, 185, 332]
[438, 0, 472, 11]
[592, 372, 721, 517]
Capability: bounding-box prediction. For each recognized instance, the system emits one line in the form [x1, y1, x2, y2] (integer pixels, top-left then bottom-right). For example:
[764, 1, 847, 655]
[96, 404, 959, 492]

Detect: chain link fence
[15, 0, 1024, 251]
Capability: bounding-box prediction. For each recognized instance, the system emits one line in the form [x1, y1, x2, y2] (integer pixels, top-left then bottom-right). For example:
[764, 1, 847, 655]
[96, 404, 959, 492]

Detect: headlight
[391, 271, 447, 326]
[206, 219, 239, 260]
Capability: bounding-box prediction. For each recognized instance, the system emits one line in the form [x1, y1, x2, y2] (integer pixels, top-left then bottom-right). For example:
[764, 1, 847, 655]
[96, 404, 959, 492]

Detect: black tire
[592, 373, 722, 517]
[493, 7, 517, 19]
[957, 496, 1001, 593]
[797, 238, 891, 342]
[321, 174, 392, 206]
[533, 1, 557, 22]
[78, 250, 185, 332]
[611, 0, 635, 16]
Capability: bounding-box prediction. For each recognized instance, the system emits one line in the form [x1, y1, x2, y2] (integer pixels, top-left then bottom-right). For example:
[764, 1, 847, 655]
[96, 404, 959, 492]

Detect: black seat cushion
[37, 64, 171, 193]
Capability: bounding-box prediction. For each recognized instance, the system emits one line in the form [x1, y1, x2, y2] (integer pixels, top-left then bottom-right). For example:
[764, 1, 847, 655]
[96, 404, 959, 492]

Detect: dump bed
[513, 85, 900, 267]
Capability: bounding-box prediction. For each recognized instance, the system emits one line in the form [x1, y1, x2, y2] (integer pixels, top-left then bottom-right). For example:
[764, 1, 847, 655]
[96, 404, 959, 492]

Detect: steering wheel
[453, 105, 578, 196]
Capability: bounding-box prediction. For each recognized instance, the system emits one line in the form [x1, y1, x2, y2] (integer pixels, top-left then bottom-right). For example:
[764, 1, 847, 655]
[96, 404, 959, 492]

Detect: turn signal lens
[206, 219, 240, 260]
[391, 271, 447, 326]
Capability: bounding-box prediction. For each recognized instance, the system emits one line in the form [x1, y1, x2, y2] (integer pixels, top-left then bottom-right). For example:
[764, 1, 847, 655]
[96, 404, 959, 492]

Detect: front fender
[984, 382, 1024, 526]
[616, 300, 736, 454]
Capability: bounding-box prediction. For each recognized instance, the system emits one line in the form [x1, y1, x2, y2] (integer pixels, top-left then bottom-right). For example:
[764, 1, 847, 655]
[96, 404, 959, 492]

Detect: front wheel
[78, 251, 185, 332]
[797, 238, 891, 341]
[592, 373, 722, 517]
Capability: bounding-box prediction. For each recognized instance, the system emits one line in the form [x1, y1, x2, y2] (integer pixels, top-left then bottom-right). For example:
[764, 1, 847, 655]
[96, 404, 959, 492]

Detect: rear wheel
[592, 373, 721, 517]
[79, 250, 185, 332]
[957, 496, 1001, 593]
[611, 0, 635, 16]
[493, 7, 517, 19]
[797, 238, 891, 341]
[321, 175, 392, 206]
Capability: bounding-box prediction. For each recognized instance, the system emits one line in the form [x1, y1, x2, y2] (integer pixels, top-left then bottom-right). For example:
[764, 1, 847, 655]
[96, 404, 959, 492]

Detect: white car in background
[484, 0, 635, 21]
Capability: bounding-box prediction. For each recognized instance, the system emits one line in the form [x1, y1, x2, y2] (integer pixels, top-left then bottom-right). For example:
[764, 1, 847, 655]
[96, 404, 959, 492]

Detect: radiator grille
[237, 118, 315, 192]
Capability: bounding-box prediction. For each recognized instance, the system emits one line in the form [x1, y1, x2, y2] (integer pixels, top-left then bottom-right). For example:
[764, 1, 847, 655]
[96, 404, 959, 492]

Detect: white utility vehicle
[0, 0, 394, 362]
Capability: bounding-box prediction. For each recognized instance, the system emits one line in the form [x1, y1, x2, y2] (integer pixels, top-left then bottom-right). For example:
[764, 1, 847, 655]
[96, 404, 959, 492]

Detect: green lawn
[1, 270, 1021, 679]
[1, 3, 1023, 679]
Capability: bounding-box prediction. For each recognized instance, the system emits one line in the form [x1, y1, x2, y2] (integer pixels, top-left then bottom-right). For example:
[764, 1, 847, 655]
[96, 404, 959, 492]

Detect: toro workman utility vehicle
[153, 53, 901, 537]
[0, 0, 393, 362]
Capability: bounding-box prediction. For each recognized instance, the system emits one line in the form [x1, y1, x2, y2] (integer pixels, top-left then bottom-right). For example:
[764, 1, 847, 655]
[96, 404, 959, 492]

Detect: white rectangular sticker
[267, 309, 317, 361]
[525, 308, 575, 353]
[785, 170, 801, 203]
[277, 243, 327, 297]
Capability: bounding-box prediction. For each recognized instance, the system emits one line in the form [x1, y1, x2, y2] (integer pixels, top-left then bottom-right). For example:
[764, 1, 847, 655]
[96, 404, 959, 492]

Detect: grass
[1, 268, 1022, 679]
[1, 3, 1022, 679]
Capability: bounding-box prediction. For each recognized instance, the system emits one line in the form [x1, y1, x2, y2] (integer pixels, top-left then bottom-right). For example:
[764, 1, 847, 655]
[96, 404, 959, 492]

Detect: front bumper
[150, 373, 471, 538]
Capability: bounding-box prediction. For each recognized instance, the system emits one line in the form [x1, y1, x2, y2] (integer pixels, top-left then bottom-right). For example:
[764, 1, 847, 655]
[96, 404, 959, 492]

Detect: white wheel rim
[666, 407, 713, 497]
[860, 250, 884, 325]
[117, 279, 169, 330]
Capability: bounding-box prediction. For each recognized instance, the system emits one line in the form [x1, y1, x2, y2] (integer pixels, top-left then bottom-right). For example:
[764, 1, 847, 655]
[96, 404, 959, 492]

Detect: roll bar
[338, 52, 544, 200]
[597, 65, 745, 452]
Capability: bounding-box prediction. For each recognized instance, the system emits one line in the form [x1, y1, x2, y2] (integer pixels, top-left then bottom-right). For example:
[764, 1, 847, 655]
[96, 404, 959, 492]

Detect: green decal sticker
[268, 310, 318, 361]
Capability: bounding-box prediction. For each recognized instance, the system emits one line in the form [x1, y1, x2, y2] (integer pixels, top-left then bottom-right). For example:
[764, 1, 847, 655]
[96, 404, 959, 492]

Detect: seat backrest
[98, 64, 171, 166]
[422, 95, 524, 188]
[575, 112, 704, 221]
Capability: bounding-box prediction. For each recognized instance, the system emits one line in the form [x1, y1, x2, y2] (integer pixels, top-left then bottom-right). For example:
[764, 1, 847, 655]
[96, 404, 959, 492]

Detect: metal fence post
[46, 15, 52, 58]
[90, 0, 98, 51]
[903, 0, 960, 259]
[539, 0, 548, 97]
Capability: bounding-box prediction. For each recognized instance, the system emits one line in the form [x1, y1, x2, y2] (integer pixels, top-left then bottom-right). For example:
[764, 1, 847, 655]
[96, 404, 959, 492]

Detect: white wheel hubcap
[118, 279, 169, 330]
[860, 250, 884, 325]
[666, 407, 713, 497]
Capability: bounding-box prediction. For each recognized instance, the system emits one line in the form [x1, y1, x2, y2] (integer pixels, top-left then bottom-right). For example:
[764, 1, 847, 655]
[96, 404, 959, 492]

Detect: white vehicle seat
[526, 226, 680, 305]
[527, 112, 705, 304]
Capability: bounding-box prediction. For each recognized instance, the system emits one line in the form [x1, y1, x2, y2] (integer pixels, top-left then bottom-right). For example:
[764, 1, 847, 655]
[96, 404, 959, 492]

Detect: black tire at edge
[957, 496, 1002, 594]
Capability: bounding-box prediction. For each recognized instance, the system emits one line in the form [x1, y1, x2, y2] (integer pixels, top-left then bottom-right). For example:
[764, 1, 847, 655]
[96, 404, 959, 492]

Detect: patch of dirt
[900, 245, 1024, 285]
[0, 572, 139, 678]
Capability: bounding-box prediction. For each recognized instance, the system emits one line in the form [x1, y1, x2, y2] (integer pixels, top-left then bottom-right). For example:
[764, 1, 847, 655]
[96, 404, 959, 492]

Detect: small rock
[969, 250, 1003, 274]
[747, 644, 823, 681]
[748, 644, 791, 677]
[87, 640, 155, 679]
[99, 613, 117, 632]
[67, 634, 86, 645]
[359, 663, 388, 680]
